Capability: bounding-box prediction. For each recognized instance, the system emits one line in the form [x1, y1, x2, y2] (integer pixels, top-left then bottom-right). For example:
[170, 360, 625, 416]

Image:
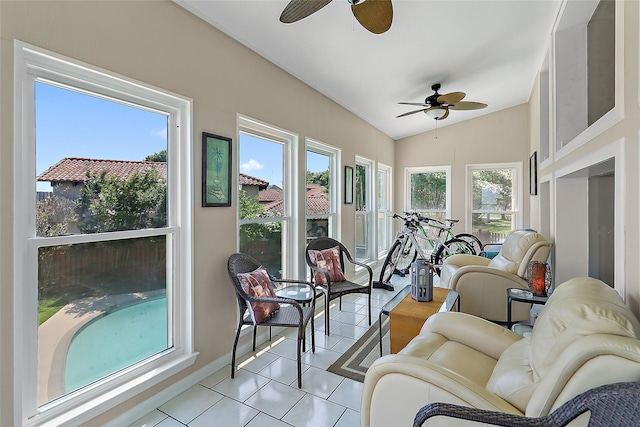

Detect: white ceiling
[174, 0, 562, 140]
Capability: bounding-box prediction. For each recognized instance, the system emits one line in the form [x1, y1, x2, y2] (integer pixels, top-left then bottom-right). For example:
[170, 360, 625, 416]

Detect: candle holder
[526, 261, 552, 297]
[411, 259, 434, 302]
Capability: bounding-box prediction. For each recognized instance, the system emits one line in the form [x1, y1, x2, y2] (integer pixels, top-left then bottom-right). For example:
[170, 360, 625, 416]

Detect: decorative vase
[527, 261, 551, 296]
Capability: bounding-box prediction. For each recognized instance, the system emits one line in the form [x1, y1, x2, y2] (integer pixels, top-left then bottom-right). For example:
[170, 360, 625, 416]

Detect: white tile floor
[129, 275, 409, 427]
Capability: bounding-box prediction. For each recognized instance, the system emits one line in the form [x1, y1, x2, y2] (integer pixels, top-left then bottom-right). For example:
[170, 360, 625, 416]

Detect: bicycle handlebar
[392, 212, 460, 229]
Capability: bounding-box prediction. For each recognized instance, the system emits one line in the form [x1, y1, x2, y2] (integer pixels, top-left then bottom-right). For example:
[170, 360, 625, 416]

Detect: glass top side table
[506, 288, 549, 329]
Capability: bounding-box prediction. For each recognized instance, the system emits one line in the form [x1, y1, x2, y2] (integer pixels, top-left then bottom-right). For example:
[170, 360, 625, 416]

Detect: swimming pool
[64, 296, 168, 393]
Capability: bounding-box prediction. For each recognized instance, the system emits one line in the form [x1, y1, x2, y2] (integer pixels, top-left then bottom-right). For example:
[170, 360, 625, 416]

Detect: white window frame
[355, 155, 375, 264]
[377, 162, 393, 258]
[404, 166, 452, 219]
[466, 162, 523, 236]
[305, 138, 340, 239]
[237, 115, 299, 279]
[13, 41, 195, 427]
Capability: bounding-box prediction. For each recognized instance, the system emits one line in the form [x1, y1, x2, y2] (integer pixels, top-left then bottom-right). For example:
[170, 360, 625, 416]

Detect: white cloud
[150, 127, 167, 138]
[240, 159, 263, 173]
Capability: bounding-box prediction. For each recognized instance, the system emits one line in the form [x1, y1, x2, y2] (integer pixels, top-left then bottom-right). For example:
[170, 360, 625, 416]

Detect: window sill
[35, 352, 198, 427]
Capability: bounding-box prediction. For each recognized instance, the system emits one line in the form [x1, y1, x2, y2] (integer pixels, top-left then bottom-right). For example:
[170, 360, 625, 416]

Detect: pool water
[64, 297, 168, 393]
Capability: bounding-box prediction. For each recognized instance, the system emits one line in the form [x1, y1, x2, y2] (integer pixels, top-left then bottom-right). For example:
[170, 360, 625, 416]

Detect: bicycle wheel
[433, 238, 474, 267]
[454, 233, 483, 255]
[380, 239, 416, 284]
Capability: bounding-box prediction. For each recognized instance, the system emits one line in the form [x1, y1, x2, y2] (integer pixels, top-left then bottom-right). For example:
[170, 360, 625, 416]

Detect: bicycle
[422, 216, 483, 258]
[377, 212, 480, 288]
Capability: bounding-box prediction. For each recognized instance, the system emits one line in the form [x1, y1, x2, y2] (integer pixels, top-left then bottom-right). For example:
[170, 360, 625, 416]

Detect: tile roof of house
[36, 158, 167, 182]
[239, 173, 269, 190]
[260, 185, 329, 215]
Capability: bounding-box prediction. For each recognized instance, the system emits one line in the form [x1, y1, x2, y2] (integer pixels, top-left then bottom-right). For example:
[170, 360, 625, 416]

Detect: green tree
[239, 190, 280, 239]
[36, 195, 78, 237]
[306, 170, 329, 189]
[77, 168, 167, 233]
[410, 172, 446, 210]
[144, 149, 167, 162]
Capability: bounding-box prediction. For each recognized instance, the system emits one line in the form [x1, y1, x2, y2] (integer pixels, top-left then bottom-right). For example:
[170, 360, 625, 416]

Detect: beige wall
[394, 104, 531, 233]
[527, 0, 640, 314]
[0, 1, 393, 424]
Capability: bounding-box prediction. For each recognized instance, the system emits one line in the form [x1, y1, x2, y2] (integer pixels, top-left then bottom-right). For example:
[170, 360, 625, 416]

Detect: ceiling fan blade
[449, 101, 488, 110]
[280, 0, 333, 23]
[439, 108, 450, 120]
[396, 108, 426, 118]
[437, 91, 465, 105]
[399, 102, 430, 107]
[351, 0, 393, 34]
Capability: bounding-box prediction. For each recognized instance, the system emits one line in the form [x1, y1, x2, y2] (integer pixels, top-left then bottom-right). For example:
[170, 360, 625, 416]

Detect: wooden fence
[38, 237, 166, 298]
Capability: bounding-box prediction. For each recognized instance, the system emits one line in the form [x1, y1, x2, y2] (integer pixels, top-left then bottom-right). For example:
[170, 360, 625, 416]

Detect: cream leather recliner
[440, 229, 552, 322]
[361, 277, 640, 427]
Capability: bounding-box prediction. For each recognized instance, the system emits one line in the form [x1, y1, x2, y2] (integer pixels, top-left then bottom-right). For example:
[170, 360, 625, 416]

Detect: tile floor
[129, 275, 409, 427]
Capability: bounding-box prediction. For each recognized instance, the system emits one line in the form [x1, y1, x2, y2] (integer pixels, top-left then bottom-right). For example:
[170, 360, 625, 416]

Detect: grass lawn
[38, 296, 68, 325]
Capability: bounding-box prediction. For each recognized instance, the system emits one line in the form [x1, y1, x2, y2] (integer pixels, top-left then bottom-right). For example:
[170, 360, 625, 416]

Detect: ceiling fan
[279, 0, 393, 35]
[397, 84, 488, 120]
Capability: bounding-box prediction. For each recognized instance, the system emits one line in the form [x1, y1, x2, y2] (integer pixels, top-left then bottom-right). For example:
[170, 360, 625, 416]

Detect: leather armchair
[361, 277, 640, 427]
[440, 230, 552, 322]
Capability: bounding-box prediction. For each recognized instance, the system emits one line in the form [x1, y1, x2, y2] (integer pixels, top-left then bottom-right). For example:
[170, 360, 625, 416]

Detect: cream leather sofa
[440, 229, 552, 322]
[361, 277, 640, 427]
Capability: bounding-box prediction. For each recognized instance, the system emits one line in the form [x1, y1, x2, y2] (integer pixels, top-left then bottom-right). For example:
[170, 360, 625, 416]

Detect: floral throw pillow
[236, 266, 280, 324]
[308, 245, 346, 285]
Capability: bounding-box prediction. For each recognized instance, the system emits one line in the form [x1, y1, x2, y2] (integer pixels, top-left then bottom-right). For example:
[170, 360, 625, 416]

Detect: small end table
[506, 288, 548, 329]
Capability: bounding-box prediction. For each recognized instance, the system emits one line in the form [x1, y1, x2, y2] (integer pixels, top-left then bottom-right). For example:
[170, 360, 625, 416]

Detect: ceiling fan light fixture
[426, 107, 447, 120]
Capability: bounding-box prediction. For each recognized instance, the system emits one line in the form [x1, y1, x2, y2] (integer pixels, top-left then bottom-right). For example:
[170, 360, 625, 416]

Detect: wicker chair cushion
[237, 266, 280, 323]
[307, 245, 346, 285]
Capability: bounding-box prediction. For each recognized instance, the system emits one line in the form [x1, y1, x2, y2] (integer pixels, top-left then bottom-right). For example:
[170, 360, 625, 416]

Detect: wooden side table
[388, 287, 459, 354]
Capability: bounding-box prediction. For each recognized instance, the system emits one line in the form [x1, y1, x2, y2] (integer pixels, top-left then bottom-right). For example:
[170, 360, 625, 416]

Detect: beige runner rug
[326, 317, 390, 382]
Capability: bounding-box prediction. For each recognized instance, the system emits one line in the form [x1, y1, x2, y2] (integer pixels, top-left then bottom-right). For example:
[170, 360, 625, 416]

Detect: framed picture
[344, 166, 354, 204]
[529, 151, 538, 196]
[202, 132, 232, 207]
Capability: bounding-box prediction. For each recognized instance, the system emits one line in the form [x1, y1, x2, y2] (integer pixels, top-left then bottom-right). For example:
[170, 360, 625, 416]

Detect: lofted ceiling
[174, 0, 562, 140]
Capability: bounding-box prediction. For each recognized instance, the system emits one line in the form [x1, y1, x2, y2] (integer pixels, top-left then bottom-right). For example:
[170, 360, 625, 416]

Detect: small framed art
[344, 166, 354, 204]
[202, 132, 232, 207]
[529, 152, 538, 196]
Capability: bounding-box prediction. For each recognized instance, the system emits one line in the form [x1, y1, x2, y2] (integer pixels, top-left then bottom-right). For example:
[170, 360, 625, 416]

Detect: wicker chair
[413, 382, 640, 427]
[227, 253, 315, 388]
[305, 237, 372, 336]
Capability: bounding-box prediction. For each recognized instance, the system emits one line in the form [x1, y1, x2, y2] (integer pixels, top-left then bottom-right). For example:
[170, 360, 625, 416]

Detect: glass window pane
[306, 151, 330, 215]
[239, 133, 284, 219]
[472, 169, 513, 211]
[35, 82, 168, 236]
[472, 213, 513, 243]
[355, 163, 370, 260]
[239, 222, 282, 277]
[37, 236, 169, 404]
[410, 172, 446, 210]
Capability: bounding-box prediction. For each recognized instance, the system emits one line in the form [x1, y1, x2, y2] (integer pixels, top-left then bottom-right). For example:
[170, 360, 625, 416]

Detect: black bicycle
[377, 212, 481, 289]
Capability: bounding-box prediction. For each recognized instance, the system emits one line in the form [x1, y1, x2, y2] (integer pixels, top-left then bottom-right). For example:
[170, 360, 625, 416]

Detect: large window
[468, 163, 522, 244]
[305, 140, 338, 243]
[355, 156, 375, 263]
[377, 163, 392, 256]
[238, 117, 297, 279]
[405, 166, 451, 238]
[15, 42, 193, 426]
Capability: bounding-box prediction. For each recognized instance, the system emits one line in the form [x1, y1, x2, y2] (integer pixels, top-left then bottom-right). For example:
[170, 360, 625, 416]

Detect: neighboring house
[37, 157, 167, 200]
[239, 173, 268, 199]
[253, 181, 330, 238]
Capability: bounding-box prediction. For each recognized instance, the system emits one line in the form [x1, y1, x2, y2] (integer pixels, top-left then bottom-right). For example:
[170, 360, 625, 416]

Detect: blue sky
[36, 81, 328, 191]
[35, 82, 167, 190]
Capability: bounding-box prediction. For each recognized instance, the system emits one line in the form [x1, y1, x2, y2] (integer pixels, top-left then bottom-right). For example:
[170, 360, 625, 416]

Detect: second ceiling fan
[280, 0, 393, 34]
[397, 84, 488, 120]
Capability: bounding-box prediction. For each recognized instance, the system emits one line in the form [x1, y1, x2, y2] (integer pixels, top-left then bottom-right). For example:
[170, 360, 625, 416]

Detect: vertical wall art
[202, 132, 232, 207]
[344, 166, 354, 204]
[529, 152, 538, 196]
